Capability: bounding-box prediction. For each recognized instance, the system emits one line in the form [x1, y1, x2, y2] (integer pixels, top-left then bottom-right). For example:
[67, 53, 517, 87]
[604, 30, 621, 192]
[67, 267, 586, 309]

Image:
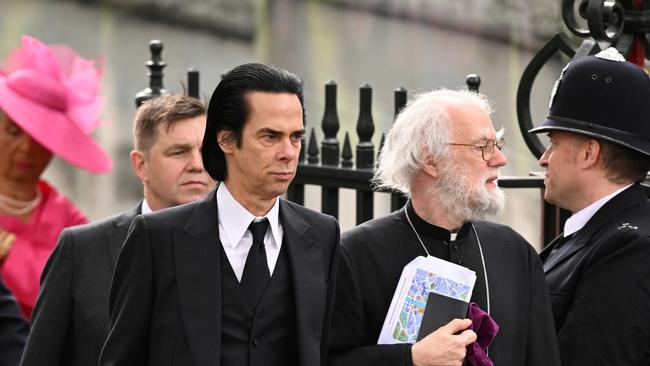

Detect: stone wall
[68, 0, 563, 46]
[87, 0, 257, 40]
[313, 0, 563, 47]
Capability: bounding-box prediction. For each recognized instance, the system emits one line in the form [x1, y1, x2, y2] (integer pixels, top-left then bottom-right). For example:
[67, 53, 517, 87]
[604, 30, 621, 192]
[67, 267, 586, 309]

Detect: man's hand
[411, 318, 476, 366]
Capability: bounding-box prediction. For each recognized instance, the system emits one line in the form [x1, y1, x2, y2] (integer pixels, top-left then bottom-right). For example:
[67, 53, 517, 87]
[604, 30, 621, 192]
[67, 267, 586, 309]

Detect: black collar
[404, 200, 472, 242]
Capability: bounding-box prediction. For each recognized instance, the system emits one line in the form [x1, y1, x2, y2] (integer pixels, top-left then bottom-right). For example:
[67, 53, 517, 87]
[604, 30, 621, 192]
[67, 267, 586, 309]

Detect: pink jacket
[0, 180, 87, 318]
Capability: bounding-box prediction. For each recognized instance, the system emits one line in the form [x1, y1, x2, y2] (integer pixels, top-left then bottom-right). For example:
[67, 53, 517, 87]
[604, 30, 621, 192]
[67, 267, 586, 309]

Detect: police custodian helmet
[529, 48, 650, 157]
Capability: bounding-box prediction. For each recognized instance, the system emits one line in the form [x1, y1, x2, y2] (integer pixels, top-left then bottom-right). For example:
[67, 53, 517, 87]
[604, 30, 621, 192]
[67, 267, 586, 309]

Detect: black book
[416, 292, 469, 340]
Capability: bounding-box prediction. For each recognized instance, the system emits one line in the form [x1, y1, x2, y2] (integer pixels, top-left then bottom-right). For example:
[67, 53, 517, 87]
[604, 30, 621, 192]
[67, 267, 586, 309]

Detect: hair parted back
[598, 140, 650, 183]
[567, 133, 650, 183]
[202, 63, 304, 181]
[374, 88, 493, 197]
[133, 94, 206, 153]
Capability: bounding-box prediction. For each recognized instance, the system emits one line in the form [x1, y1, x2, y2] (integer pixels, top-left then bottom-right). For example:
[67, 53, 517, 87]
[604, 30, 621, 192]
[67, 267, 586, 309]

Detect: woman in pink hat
[0, 35, 112, 318]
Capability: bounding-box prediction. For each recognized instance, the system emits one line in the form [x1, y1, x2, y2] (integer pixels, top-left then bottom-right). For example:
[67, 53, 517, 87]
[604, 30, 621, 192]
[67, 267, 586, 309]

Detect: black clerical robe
[329, 202, 560, 366]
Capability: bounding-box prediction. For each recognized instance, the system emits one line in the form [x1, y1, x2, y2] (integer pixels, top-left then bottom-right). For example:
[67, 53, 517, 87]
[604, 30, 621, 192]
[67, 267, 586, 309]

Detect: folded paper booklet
[377, 255, 476, 344]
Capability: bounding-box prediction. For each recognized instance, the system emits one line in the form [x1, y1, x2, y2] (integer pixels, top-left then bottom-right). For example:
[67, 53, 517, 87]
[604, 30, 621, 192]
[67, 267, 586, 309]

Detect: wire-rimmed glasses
[448, 138, 505, 161]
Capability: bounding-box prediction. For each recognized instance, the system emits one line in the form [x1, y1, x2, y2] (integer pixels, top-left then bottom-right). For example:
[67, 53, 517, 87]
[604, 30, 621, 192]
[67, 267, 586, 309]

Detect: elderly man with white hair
[328, 89, 559, 366]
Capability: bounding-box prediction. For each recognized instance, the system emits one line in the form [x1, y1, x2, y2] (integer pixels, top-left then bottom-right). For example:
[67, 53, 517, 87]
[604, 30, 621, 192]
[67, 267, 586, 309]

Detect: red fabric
[629, 0, 645, 66]
[466, 302, 499, 366]
[0, 180, 87, 318]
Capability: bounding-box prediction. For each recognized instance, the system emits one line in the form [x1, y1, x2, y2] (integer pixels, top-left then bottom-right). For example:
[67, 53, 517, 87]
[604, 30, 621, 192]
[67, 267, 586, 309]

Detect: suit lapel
[543, 184, 647, 273]
[542, 234, 588, 273]
[173, 191, 222, 366]
[539, 234, 562, 263]
[106, 204, 141, 268]
[280, 200, 325, 366]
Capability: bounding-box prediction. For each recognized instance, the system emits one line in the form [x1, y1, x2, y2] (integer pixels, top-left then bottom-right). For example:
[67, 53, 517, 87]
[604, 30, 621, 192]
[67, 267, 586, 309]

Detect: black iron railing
[283, 77, 566, 246]
[133, 40, 566, 247]
[514, 0, 650, 243]
[518, 0, 650, 159]
[136, 6, 650, 247]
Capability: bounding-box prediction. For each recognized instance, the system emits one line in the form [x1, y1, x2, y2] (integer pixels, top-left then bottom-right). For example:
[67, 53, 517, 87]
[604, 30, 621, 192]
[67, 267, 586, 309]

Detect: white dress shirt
[563, 184, 632, 237]
[217, 183, 283, 282]
[141, 199, 153, 215]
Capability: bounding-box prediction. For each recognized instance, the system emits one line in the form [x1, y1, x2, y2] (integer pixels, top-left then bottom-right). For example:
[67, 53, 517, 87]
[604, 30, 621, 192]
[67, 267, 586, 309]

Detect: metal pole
[629, 0, 646, 65]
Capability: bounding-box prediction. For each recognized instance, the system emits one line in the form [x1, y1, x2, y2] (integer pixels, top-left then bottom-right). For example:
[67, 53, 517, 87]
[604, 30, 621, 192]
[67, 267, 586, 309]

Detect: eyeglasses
[448, 138, 505, 161]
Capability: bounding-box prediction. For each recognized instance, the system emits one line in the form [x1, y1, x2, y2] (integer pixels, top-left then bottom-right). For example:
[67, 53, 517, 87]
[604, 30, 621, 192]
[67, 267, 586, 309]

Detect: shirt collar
[564, 183, 632, 237]
[405, 200, 471, 242]
[141, 199, 153, 215]
[217, 183, 281, 248]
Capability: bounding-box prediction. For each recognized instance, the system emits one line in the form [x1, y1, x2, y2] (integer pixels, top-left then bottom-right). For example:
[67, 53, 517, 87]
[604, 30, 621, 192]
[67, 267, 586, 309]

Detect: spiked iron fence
[133, 40, 581, 247]
[283, 79, 560, 245]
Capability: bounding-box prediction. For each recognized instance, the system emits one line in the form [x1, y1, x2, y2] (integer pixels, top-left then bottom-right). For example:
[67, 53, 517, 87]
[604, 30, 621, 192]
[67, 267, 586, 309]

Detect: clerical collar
[404, 200, 471, 242]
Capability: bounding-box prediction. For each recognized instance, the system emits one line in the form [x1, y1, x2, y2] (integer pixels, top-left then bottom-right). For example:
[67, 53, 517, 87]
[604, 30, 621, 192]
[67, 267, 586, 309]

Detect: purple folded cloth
[466, 302, 499, 366]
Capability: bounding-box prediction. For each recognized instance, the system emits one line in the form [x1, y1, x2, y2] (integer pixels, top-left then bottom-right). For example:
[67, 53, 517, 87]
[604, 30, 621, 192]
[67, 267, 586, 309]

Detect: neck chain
[404, 207, 491, 316]
[404, 208, 433, 256]
[0, 189, 42, 216]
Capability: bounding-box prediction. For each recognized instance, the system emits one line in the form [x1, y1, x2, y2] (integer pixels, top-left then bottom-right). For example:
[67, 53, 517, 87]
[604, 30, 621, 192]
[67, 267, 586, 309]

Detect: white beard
[433, 158, 506, 222]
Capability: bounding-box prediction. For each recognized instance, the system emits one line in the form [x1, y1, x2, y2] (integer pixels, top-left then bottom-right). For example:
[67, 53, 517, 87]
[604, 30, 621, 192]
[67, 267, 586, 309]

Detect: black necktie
[241, 218, 270, 306]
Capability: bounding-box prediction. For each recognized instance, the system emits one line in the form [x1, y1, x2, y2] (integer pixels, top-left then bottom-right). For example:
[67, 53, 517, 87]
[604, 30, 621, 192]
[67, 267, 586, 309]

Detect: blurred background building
[0, 0, 578, 249]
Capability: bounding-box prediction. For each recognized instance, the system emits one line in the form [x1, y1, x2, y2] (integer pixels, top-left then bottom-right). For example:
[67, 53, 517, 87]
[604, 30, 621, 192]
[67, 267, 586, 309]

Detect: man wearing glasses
[329, 89, 559, 366]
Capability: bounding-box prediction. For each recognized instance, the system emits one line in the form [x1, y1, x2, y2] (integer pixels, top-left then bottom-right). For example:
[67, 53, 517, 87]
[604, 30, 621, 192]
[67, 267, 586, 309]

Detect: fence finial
[135, 40, 170, 108]
[394, 87, 407, 119]
[307, 128, 320, 164]
[321, 81, 340, 166]
[187, 67, 199, 99]
[342, 132, 353, 168]
[356, 83, 375, 169]
[466, 74, 481, 92]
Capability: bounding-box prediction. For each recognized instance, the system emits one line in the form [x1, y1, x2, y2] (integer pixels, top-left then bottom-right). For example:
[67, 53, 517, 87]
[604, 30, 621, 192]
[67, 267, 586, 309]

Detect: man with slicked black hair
[100, 63, 340, 366]
[22, 94, 213, 366]
[202, 63, 306, 182]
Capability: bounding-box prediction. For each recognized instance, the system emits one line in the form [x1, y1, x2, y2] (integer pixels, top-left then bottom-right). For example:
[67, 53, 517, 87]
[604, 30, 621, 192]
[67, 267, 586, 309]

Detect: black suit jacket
[19, 205, 140, 366]
[0, 275, 28, 366]
[99, 191, 340, 366]
[541, 183, 650, 365]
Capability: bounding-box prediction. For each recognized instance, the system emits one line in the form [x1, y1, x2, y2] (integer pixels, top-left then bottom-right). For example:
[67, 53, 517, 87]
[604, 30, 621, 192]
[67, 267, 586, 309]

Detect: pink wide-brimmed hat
[0, 35, 112, 173]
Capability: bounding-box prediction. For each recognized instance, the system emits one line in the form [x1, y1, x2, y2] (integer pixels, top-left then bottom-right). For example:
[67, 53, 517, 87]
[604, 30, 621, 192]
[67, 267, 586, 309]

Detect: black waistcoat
[220, 242, 298, 366]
